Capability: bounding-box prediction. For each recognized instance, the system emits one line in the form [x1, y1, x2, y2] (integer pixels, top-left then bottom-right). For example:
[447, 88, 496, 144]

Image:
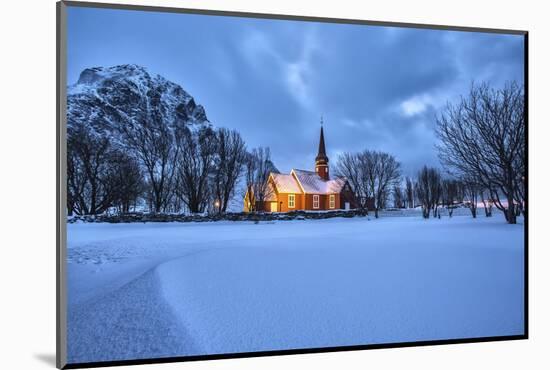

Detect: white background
[0, 0, 548, 369]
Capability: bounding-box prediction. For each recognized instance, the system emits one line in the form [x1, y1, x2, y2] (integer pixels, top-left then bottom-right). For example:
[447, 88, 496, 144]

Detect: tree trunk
[152, 188, 162, 213]
[506, 194, 517, 224]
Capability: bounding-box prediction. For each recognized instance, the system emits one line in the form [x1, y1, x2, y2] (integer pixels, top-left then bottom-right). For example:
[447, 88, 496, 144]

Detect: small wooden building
[244, 125, 359, 212]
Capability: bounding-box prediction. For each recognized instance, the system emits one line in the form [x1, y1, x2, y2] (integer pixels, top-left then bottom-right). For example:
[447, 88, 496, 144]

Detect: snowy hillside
[67, 64, 209, 137]
[66, 214, 524, 363]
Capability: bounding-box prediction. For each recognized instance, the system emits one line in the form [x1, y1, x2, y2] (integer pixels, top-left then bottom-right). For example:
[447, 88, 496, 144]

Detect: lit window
[329, 194, 335, 209]
[325, 167, 328, 173]
[288, 194, 295, 208]
[313, 195, 319, 209]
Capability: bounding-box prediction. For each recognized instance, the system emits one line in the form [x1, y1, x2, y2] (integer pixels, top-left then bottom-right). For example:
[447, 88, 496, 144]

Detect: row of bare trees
[335, 150, 401, 218]
[334, 151, 503, 220]
[415, 166, 443, 218]
[67, 125, 144, 215]
[67, 120, 257, 215]
[68, 81, 524, 221]
[406, 166, 494, 219]
[389, 82, 525, 224]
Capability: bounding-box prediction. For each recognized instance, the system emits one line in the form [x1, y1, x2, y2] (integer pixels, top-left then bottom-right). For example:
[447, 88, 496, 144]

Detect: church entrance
[270, 202, 278, 212]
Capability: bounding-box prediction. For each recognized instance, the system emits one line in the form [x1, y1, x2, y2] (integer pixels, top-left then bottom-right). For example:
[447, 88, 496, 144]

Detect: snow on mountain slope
[66, 215, 524, 364]
[67, 64, 209, 137]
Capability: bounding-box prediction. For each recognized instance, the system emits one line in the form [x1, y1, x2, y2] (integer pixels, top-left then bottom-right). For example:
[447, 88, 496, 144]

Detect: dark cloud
[68, 7, 524, 177]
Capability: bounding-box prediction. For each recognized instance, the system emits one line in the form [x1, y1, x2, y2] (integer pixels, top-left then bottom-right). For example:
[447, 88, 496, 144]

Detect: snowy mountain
[67, 64, 209, 136]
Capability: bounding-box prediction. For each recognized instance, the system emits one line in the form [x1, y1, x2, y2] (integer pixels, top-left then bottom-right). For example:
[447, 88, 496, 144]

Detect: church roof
[270, 173, 302, 194]
[291, 169, 346, 194]
[265, 121, 347, 197]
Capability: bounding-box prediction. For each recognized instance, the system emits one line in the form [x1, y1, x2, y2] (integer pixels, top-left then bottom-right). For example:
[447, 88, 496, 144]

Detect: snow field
[67, 214, 524, 363]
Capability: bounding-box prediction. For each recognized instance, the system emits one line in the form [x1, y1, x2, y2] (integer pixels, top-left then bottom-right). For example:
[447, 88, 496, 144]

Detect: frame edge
[61, 0, 527, 35]
[57, 1, 68, 369]
[55, 2, 529, 368]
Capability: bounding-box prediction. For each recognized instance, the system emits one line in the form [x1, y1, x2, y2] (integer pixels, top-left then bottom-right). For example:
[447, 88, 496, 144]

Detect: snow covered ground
[66, 213, 525, 364]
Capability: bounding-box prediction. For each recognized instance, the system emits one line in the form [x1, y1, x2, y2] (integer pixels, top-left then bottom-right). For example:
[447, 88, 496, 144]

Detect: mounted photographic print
[56, 1, 528, 368]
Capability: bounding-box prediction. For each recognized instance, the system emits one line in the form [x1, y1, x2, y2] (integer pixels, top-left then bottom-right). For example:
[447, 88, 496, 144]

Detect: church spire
[315, 117, 329, 180]
[317, 125, 327, 161]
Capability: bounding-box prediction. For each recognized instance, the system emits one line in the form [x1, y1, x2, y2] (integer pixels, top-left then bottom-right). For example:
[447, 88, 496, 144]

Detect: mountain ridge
[67, 64, 210, 138]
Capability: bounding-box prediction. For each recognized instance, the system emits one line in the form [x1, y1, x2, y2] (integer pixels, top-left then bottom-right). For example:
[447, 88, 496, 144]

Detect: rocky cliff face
[67, 64, 209, 137]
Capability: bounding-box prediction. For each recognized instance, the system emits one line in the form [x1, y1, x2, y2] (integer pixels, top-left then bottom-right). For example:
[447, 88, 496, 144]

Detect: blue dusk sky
[67, 6, 524, 176]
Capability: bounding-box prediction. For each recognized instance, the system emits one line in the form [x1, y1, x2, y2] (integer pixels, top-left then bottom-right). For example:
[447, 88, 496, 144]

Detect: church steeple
[315, 117, 329, 180]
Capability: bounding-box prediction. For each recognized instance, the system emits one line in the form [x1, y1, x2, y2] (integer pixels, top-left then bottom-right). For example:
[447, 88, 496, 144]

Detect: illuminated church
[244, 124, 357, 212]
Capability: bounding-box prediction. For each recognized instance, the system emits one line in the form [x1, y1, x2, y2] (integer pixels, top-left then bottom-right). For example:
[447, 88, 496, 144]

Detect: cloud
[240, 26, 320, 110]
[240, 30, 280, 69]
[400, 94, 433, 117]
[283, 28, 319, 109]
[398, 91, 451, 118]
[68, 8, 524, 176]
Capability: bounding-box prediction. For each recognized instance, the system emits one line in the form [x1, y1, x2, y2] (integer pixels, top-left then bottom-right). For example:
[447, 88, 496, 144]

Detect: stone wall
[67, 209, 369, 224]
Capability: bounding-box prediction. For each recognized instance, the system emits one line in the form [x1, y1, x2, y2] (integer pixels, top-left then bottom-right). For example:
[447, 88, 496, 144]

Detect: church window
[288, 194, 295, 208]
[313, 195, 320, 209]
[329, 194, 335, 209]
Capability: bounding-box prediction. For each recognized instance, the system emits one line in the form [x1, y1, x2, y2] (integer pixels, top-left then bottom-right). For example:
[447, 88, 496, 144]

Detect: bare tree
[336, 150, 400, 217]
[432, 175, 443, 218]
[244, 147, 275, 212]
[67, 134, 87, 216]
[441, 179, 461, 217]
[479, 187, 493, 217]
[211, 128, 247, 213]
[514, 139, 526, 217]
[436, 82, 525, 224]
[363, 150, 401, 218]
[415, 166, 442, 219]
[379, 188, 390, 210]
[67, 124, 119, 215]
[335, 152, 371, 213]
[405, 177, 415, 208]
[175, 127, 216, 214]
[121, 119, 178, 213]
[393, 184, 405, 209]
[109, 152, 144, 214]
[462, 177, 480, 218]
[335, 153, 370, 213]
